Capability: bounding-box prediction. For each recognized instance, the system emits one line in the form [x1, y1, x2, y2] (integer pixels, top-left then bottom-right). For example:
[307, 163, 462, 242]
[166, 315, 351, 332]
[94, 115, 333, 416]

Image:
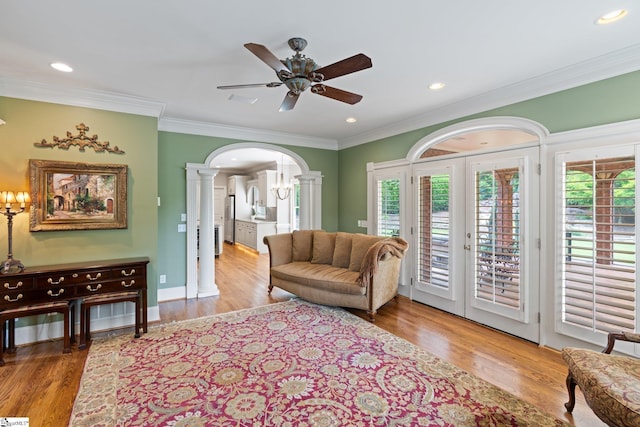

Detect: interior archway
[185, 142, 323, 299]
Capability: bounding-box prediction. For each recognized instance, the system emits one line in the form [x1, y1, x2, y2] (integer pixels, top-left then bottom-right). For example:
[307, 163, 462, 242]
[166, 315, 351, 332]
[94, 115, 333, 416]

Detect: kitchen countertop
[235, 218, 277, 224]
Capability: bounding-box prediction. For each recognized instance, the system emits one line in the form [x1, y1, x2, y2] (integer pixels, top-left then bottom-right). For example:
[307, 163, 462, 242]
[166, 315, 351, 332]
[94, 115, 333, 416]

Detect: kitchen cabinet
[234, 219, 276, 253]
[257, 170, 277, 207]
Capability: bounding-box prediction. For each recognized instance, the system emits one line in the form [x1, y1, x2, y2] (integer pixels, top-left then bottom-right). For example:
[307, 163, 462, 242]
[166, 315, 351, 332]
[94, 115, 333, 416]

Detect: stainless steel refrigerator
[224, 195, 235, 243]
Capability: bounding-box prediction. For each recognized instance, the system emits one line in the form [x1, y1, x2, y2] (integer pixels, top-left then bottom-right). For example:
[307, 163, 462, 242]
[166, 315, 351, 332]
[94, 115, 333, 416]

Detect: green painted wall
[338, 70, 640, 232]
[0, 97, 159, 309]
[157, 131, 339, 289]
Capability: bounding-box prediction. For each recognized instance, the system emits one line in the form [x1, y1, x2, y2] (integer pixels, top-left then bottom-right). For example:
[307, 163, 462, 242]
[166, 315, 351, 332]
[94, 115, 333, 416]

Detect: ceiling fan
[217, 37, 372, 112]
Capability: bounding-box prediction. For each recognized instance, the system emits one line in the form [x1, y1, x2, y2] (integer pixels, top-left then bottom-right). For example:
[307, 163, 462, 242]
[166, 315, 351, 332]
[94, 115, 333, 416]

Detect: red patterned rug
[70, 300, 566, 426]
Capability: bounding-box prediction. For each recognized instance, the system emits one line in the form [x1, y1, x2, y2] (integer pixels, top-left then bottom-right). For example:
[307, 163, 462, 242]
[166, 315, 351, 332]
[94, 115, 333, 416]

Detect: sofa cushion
[349, 234, 385, 272]
[332, 232, 353, 268]
[271, 262, 364, 295]
[311, 231, 336, 264]
[292, 230, 316, 261]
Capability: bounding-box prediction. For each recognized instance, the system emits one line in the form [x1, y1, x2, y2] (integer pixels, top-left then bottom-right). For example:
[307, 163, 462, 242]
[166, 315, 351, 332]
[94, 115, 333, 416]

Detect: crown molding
[0, 77, 165, 118]
[158, 117, 338, 150]
[338, 43, 640, 149]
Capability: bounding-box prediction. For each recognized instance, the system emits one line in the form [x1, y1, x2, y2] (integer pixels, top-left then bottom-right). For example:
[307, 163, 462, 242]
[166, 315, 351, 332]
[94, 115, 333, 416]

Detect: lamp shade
[0, 191, 30, 208]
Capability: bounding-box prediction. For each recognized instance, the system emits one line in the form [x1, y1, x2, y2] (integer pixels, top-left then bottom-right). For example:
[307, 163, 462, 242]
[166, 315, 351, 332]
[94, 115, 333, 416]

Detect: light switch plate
[181, 213, 187, 222]
[357, 220, 368, 228]
[178, 224, 186, 232]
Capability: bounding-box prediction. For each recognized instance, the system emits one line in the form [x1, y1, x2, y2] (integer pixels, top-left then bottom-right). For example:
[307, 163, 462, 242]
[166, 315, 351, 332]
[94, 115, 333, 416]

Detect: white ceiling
[1, 1, 640, 153]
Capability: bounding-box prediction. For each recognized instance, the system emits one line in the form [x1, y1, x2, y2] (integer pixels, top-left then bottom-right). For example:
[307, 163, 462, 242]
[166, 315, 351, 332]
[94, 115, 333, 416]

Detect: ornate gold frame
[29, 159, 128, 231]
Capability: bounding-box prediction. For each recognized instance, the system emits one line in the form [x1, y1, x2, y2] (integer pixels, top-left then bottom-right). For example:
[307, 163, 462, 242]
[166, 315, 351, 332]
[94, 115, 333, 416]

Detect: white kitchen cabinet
[234, 219, 276, 253]
[257, 170, 277, 207]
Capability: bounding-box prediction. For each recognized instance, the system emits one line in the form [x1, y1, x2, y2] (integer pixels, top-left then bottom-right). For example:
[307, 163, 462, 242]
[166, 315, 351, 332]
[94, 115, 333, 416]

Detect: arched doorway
[185, 142, 323, 299]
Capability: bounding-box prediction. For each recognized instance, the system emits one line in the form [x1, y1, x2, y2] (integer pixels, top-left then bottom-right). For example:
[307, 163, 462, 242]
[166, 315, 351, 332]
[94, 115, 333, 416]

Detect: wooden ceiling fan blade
[217, 82, 282, 89]
[279, 92, 300, 112]
[314, 53, 372, 81]
[244, 43, 292, 75]
[312, 85, 363, 105]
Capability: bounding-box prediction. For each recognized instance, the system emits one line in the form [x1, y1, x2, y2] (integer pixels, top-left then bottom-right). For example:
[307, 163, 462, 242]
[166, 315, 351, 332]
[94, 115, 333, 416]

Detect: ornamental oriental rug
[69, 299, 566, 426]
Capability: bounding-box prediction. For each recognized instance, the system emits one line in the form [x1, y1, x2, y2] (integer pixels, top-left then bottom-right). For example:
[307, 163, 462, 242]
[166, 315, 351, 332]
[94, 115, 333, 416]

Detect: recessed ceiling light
[596, 9, 628, 24]
[429, 82, 446, 90]
[50, 62, 73, 72]
[346, 117, 357, 123]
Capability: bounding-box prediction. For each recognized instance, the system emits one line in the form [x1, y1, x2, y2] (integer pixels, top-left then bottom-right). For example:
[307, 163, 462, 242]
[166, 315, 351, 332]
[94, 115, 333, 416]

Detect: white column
[297, 175, 313, 230]
[197, 168, 219, 298]
[310, 172, 323, 230]
[185, 163, 202, 299]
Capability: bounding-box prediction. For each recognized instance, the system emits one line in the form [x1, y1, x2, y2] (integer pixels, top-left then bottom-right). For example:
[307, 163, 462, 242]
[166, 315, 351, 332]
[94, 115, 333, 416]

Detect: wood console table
[0, 257, 149, 335]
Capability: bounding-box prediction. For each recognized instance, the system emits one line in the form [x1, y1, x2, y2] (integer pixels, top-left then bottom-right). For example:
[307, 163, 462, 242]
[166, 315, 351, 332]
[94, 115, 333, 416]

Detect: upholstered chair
[562, 332, 640, 427]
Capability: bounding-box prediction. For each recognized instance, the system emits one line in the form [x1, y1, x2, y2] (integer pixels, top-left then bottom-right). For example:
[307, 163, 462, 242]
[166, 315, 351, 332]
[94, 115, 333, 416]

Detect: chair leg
[134, 294, 141, 339]
[564, 371, 577, 413]
[62, 307, 71, 354]
[79, 304, 88, 350]
[0, 320, 5, 366]
[7, 319, 16, 353]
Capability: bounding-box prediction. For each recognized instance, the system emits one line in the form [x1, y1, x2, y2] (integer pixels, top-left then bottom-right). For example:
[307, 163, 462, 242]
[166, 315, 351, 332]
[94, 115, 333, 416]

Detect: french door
[412, 147, 540, 342]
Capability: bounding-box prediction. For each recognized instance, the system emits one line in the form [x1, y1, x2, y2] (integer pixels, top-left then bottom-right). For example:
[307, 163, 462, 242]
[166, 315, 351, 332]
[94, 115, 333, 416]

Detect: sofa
[263, 230, 408, 321]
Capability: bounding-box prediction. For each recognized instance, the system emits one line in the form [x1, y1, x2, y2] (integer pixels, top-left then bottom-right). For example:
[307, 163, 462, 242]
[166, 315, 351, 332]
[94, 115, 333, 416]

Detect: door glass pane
[376, 178, 400, 237]
[561, 156, 636, 333]
[474, 167, 521, 307]
[417, 174, 450, 288]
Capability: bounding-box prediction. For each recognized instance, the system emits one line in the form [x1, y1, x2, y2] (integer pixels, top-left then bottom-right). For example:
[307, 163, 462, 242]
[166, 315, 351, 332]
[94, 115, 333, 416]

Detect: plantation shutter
[376, 178, 400, 237]
[560, 155, 637, 333]
[473, 166, 522, 309]
[416, 173, 450, 289]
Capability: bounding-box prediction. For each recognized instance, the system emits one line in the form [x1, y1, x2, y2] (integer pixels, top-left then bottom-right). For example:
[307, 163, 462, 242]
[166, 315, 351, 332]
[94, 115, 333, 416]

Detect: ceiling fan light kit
[218, 37, 372, 112]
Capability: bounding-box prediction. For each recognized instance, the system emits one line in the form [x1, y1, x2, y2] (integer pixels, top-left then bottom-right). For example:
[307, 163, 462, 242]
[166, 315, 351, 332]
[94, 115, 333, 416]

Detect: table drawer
[113, 265, 145, 279]
[1, 277, 34, 292]
[36, 268, 112, 288]
[75, 278, 145, 297]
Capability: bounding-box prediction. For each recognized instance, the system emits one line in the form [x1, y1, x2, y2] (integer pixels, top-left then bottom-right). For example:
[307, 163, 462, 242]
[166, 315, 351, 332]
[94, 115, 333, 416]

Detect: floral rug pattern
[70, 300, 566, 426]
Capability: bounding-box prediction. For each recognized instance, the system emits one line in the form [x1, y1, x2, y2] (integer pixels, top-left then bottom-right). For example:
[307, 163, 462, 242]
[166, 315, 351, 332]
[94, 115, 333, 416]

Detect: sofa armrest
[263, 233, 293, 267]
[366, 254, 402, 311]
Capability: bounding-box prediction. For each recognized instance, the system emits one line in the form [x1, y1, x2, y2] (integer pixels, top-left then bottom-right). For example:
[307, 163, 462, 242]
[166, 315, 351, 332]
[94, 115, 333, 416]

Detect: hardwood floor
[0, 242, 602, 426]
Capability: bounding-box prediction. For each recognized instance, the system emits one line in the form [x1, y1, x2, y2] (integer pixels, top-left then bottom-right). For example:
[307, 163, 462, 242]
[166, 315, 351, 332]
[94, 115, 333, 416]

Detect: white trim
[5, 46, 640, 150]
[406, 117, 549, 162]
[158, 286, 186, 302]
[339, 44, 640, 148]
[203, 142, 311, 175]
[0, 77, 165, 118]
[159, 117, 337, 150]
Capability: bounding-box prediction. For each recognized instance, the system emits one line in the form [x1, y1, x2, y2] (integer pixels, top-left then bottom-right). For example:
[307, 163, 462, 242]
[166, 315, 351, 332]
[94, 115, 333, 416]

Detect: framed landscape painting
[29, 159, 128, 231]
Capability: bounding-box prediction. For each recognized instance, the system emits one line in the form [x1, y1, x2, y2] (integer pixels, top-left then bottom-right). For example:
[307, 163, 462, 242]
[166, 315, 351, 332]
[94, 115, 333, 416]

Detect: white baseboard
[158, 286, 186, 302]
[12, 305, 161, 347]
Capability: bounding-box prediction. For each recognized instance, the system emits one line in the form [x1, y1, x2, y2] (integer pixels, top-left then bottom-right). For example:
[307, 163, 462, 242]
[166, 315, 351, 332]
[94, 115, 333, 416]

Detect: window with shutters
[474, 167, 521, 308]
[416, 173, 450, 288]
[376, 178, 400, 237]
[560, 155, 637, 334]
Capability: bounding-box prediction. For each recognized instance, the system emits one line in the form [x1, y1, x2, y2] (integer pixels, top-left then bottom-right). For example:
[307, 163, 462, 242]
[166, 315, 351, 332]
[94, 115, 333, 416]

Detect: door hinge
[537, 163, 541, 175]
[410, 277, 414, 286]
[538, 312, 541, 323]
[411, 226, 414, 235]
[537, 238, 541, 249]
[410, 176, 414, 184]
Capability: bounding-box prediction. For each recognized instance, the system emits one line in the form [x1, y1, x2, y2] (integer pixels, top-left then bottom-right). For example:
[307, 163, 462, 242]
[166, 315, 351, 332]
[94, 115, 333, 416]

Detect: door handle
[464, 244, 471, 251]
